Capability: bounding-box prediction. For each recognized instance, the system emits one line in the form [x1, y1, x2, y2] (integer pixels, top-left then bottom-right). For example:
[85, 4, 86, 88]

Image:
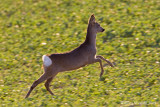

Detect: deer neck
[84, 24, 97, 47]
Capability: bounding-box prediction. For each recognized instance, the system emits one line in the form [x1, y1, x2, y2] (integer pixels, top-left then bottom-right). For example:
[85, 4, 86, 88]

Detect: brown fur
[25, 14, 114, 98]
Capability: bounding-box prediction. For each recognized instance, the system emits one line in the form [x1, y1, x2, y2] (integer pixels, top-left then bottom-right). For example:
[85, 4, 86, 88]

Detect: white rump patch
[42, 55, 52, 67]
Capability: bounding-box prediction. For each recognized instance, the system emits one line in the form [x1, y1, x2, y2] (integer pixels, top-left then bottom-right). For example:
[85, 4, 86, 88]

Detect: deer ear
[89, 14, 95, 24]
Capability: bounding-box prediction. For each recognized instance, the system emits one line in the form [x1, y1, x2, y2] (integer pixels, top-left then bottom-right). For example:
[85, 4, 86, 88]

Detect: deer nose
[102, 29, 105, 32]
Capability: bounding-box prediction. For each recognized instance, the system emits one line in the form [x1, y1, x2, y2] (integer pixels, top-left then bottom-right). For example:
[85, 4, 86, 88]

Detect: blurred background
[0, 0, 159, 106]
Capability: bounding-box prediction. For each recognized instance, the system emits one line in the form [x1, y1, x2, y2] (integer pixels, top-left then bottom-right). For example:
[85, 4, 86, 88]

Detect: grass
[0, 0, 160, 106]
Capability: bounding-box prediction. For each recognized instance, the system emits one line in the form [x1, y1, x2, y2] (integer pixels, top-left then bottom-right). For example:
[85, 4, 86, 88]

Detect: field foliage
[0, 0, 160, 106]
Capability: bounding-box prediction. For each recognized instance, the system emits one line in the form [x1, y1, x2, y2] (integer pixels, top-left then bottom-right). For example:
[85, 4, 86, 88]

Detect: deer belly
[60, 58, 88, 71]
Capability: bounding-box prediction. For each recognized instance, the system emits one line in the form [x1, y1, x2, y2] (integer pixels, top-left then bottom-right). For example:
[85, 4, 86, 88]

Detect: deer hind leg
[45, 72, 58, 95]
[25, 73, 51, 98]
[96, 55, 114, 67]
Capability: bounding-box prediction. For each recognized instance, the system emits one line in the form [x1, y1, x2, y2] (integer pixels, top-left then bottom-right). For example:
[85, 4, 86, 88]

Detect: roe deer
[25, 14, 114, 98]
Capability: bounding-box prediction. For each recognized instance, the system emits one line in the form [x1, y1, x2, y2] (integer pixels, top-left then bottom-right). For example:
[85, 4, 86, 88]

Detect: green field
[0, 0, 160, 106]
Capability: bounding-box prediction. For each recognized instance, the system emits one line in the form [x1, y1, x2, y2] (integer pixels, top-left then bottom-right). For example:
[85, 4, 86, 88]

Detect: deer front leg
[94, 58, 104, 77]
[96, 55, 114, 67]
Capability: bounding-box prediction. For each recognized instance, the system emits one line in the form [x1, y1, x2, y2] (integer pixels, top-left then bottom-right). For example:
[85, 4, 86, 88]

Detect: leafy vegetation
[0, 0, 160, 106]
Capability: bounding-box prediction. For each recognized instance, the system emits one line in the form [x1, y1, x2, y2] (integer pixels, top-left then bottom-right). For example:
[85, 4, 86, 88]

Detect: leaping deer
[25, 14, 114, 98]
